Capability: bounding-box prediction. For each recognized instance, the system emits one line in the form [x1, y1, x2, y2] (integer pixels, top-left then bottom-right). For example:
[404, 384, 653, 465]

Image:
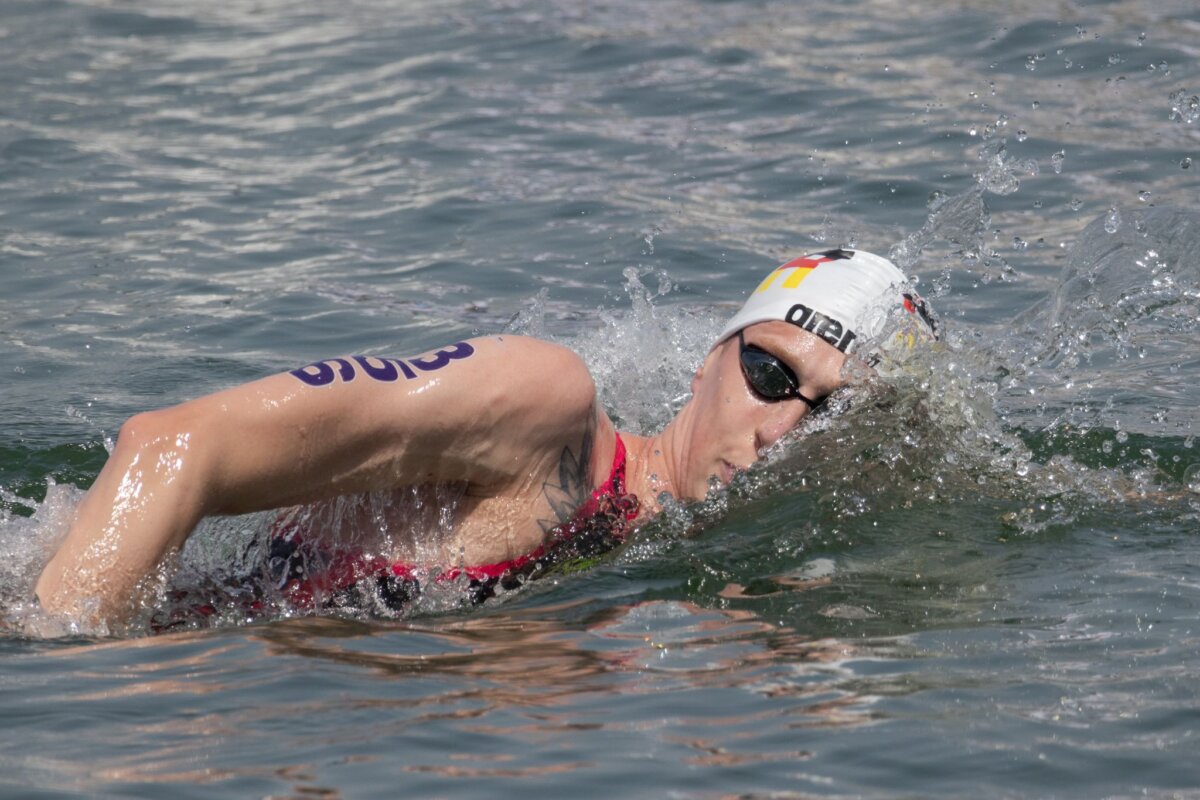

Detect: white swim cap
[718, 248, 938, 355]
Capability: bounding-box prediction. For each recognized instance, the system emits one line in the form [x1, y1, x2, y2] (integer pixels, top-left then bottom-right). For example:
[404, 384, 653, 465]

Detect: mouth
[719, 460, 744, 485]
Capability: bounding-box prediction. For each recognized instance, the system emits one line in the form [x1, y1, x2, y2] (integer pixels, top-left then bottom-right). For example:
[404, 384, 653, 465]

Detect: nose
[753, 400, 812, 454]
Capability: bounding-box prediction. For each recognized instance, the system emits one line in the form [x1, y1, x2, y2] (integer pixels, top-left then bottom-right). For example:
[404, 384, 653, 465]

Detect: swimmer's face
[679, 320, 848, 498]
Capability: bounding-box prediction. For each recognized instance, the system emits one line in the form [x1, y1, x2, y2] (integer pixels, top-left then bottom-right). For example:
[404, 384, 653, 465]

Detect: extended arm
[35, 335, 596, 623]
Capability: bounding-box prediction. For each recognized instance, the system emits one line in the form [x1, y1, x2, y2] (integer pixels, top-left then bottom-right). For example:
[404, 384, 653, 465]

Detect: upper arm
[167, 335, 598, 515]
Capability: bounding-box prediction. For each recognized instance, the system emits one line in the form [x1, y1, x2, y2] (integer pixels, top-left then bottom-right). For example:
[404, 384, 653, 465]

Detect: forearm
[34, 412, 213, 623]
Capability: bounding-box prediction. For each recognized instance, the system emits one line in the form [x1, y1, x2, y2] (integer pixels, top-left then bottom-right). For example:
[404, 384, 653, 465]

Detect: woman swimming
[34, 248, 937, 624]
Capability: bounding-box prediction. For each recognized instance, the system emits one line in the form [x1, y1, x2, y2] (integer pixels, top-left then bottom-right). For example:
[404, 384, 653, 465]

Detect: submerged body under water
[2, 0, 1200, 796]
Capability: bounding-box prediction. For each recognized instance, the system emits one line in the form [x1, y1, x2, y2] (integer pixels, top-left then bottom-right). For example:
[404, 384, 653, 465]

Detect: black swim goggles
[737, 330, 824, 411]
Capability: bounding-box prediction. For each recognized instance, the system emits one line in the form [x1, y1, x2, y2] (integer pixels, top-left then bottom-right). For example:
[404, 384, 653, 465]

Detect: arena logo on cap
[785, 302, 858, 353]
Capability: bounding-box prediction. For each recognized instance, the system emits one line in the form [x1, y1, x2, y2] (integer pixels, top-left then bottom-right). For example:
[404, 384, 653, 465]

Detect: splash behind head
[718, 248, 938, 358]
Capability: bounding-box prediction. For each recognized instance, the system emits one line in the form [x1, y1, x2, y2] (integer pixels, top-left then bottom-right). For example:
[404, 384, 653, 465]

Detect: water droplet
[1187, 465, 1200, 494]
[1031, 100, 1041, 109]
[1069, 197, 1083, 211]
[1137, 32, 1146, 46]
[1182, 157, 1193, 169]
[1102, 440, 1114, 454]
[1116, 430, 1129, 444]
[1016, 129, 1028, 142]
[1104, 207, 1122, 233]
[1051, 150, 1066, 174]
[1108, 53, 1124, 66]
[1033, 199, 1043, 209]
[1168, 89, 1200, 123]
[1075, 25, 1087, 38]
[1013, 236, 1028, 250]
[1138, 190, 1152, 202]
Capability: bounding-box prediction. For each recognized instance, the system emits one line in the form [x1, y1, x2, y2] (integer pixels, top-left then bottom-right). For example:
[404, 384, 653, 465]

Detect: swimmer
[34, 249, 938, 624]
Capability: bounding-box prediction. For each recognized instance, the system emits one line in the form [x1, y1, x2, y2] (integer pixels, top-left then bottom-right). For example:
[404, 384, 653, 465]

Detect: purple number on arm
[410, 342, 475, 371]
[289, 343, 474, 386]
[353, 356, 409, 382]
[290, 358, 356, 387]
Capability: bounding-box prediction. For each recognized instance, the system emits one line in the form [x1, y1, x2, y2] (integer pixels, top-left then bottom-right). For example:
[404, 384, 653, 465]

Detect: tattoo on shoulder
[289, 342, 475, 387]
[537, 409, 596, 534]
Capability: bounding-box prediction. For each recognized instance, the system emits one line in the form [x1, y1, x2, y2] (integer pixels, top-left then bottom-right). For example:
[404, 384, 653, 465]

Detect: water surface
[2, 0, 1200, 796]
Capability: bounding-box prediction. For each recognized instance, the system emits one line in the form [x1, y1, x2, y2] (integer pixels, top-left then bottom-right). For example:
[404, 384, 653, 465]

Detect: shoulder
[466, 335, 590, 373]
[454, 336, 605, 488]
[464, 335, 597, 413]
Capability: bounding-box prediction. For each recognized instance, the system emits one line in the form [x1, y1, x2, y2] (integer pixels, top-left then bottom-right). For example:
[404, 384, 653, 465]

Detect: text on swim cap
[784, 303, 858, 353]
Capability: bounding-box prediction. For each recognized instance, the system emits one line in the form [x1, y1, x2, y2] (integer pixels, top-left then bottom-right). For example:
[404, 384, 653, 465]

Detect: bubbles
[1186, 464, 1200, 495]
[1051, 150, 1066, 174]
[0, 480, 92, 637]
[1168, 90, 1199, 124]
[566, 268, 722, 435]
[1181, 157, 1192, 170]
[1029, 206, 1200, 436]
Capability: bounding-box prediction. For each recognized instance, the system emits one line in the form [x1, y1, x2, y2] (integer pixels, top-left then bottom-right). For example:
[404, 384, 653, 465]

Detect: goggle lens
[737, 331, 823, 410]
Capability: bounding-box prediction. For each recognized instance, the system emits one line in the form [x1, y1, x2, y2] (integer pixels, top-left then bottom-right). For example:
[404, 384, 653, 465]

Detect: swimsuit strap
[574, 431, 632, 521]
[394, 430, 638, 584]
[268, 430, 640, 609]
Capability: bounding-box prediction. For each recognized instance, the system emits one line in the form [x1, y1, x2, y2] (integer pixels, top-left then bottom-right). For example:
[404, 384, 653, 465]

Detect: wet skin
[35, 323, 848, 625]
[624, 320, 849, 503]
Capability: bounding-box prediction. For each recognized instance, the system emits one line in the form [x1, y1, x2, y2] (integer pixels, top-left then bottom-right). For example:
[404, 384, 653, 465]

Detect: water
[3, 0, 1200, 795]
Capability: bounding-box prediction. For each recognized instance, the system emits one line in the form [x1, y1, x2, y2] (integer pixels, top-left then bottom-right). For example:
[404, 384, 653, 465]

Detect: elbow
[112, 408, 217, 513]
[116, 410, 183, 451]
[116, 408, 207, 455]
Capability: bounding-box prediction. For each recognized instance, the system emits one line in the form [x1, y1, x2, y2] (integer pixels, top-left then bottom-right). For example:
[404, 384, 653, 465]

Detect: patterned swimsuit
[264, 433, 641, 611]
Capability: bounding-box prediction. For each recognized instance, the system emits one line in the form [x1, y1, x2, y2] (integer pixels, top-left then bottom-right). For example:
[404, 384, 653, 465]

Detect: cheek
[757, 403, 809, 449]
[758, 415, 793, 446]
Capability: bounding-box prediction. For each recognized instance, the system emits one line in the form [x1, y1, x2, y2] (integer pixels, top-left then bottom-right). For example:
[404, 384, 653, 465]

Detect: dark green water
[2, 0, 1199, 796]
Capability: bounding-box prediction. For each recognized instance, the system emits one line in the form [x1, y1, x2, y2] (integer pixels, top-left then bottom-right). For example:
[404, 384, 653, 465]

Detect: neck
[619, 401, 697, 516]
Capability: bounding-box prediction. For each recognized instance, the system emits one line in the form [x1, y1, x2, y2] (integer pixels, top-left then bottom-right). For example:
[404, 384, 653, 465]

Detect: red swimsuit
[268, 433, 640, 610]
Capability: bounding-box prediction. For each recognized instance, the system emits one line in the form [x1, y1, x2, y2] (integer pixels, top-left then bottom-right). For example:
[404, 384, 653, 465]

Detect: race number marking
[290, 342, 475, 387]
